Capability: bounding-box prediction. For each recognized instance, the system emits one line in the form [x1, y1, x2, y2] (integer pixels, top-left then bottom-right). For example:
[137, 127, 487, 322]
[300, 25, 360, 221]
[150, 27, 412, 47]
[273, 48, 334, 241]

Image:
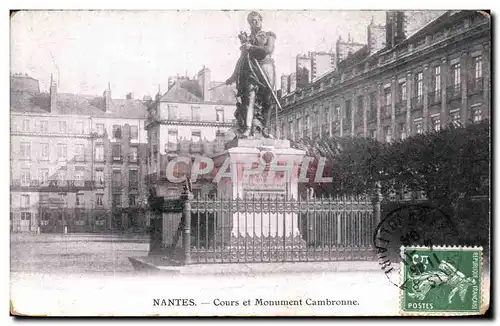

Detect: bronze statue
[226, 11, 277, 139]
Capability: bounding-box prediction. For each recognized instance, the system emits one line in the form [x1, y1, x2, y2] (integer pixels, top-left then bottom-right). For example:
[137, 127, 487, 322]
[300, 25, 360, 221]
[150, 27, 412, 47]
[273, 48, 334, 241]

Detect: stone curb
[129, 256, 381, 275]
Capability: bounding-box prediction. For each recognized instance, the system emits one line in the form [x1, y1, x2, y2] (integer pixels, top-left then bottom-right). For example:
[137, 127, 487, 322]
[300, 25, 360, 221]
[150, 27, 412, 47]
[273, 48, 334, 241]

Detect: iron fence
[153, 194, 377, 264]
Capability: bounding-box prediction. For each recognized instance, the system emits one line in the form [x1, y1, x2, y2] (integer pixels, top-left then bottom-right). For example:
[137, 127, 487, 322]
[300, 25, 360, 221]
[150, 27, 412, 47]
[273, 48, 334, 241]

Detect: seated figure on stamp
[226, 11, 277, 139]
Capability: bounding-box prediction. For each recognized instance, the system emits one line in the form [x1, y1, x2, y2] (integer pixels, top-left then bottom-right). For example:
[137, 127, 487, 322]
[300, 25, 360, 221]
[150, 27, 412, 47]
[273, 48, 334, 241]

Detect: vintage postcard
[9, 8, 491, 317]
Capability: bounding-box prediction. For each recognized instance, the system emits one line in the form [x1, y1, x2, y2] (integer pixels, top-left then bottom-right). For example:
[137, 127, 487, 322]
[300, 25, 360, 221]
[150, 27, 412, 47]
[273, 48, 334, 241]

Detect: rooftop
[10, 75, 147, 119]
[160, 78, 236, 105]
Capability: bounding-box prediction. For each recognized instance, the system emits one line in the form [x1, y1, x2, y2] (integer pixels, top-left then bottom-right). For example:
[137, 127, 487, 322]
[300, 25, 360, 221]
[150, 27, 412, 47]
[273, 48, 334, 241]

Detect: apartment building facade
[10, 76, 149, 232]
[145, 67, 237, 198]
[274, 11, 490, 143]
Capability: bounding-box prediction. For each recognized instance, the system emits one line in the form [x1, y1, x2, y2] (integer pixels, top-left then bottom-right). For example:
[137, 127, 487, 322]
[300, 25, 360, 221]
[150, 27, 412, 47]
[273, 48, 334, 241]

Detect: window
[129, 194, 137, 207]
[312, 114, 319, 131]
[168, 130, 178, 150]
[129, 170, 138, 185]
[369, 93, 377, 109]
[76, 121, 84, 134]
[96, 194, 104, 206]
[384, 126, 392, 142]
[416, 72, 423, 97]
[296, 118, 302, 138]
[345, 100, 352, 121]
[451, 111, 461, 124]
[57, 143, 67, 160]
[112, 170, 122, 186]
[58, 170, 67, 182]
[399, 82, 407, 102]
[415, 122, 423, 135]
[216, 109, 224, 122]
[39, 169, 49, 185]
[452, 63, 461, 86]
[75, 144, 84, 161]
[21, 169, 31, 185]
[305, 115, 311, 130]
[473, 108, 482, 122]
[95, 144, 104, 161]
[191, 106, 201, 121]
[74, 170, 84, 182]
[433, 118, 441, 131]
[96, 123, 105, 135]
[22, 119, 30, 132]
[168, 105, 178, 119]
[41, 143, 49, 160]
[95, 169, 104, 185]
[474, 56, 483, 79]
[76, 194, 84, 206]
[112, 194, 121, 207]
[112, 125, 122, 139]
[59, 121, 67, 133]
[40, 120, 48, 133]
[21, 194, 30, 208]
[130, 125, 138, 140]
[112, 144, 121, 160]
[385, 89, 392, 106]
[191, 131, 201, 143]
[399, 123, 407, 140]
[369, 129, 376, 139]
[21, 212, 31, 221]
[130, 146, 138, 162]
[434, 66, 441, 91]
[281, 122, 287, 138]
[20, 142, 30, 159]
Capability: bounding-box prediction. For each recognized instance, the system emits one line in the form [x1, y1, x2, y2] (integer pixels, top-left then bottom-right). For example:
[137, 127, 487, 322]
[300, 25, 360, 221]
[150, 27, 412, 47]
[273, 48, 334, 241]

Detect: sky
[10, 10, 441, 99]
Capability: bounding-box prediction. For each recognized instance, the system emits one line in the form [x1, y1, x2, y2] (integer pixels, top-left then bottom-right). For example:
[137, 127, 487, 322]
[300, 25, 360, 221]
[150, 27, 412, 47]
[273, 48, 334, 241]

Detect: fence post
[372, 182, 382, 225]
[182, 186, 194, 264]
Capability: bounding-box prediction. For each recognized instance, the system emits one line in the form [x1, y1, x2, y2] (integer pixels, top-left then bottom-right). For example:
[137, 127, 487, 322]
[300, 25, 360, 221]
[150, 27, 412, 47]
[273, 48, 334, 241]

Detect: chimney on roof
[168, 77, 175, 90]
[126, 92, 134, 100]
[49, 74, 58, 113]
[197, 66, 211, 102]
[103, 82, 112, 112]
[386, 11, 406, 48]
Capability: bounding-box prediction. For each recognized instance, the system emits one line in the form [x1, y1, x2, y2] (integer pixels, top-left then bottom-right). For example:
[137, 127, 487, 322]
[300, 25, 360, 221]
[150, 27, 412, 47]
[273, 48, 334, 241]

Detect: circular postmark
[372, 203, 461, 289]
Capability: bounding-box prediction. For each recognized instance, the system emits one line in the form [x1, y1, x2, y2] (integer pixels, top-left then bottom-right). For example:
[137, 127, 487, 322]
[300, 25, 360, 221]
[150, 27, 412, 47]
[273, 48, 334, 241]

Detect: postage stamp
[400, 246, 483, 315]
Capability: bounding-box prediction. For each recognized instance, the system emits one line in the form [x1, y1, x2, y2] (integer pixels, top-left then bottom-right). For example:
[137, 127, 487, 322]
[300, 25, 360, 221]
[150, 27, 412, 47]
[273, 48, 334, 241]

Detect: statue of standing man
[226, 11, 276, 139]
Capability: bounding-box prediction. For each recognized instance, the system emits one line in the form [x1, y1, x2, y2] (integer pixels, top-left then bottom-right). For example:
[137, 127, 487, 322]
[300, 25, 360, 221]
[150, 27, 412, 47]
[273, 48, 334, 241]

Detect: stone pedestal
[212, 139, 306, 241]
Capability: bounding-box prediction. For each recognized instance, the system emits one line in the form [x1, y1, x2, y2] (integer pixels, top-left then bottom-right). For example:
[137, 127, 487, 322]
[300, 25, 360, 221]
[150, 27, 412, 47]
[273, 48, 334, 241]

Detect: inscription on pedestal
[242, 172, 288, 199]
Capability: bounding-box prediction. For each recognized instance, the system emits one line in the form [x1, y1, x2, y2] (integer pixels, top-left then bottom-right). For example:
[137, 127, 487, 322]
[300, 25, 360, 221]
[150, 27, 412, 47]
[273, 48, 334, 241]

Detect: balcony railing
[447, 84, 461, 101]
[411, 96, 423, 110]
[11, 179, 97, 190]
[112, 182, 123, 192]
[428, 90, 442, 106]
[129, 181, 139, 190]
[112, 155, 123, 163]
[468, 77, 484, 95]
